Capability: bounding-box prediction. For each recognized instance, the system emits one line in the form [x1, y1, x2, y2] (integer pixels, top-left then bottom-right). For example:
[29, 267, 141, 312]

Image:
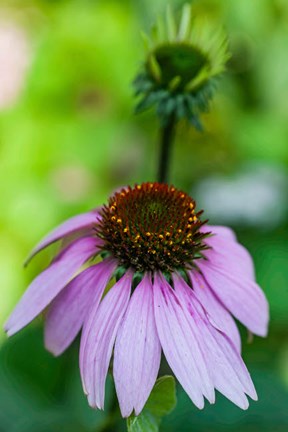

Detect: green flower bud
[133, 4, 230, 129]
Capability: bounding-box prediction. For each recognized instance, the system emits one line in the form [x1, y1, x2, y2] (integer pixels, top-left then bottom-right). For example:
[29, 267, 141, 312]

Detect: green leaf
[127, 376, 176, 432]
[127, 412, 158, 432]
[145, 376, 177, 417]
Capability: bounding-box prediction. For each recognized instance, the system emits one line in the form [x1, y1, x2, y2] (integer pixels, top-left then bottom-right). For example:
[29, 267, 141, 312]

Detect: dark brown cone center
[96, 182, 208, 272]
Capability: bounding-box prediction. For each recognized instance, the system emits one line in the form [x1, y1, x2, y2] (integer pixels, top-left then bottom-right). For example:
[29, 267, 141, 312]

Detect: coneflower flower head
[5, 182, 269, 417]
[97, 183, 208, 272]
[134, 4, 230, 129]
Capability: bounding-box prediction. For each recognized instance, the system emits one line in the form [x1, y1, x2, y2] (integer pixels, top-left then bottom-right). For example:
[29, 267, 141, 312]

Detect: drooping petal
[173, 274, 257, 410]
[209, 324, 257, 403]
[79, 260, 121, 386]
[25, 211, 100, 266]
[44, 258, 117, 356]
[198, 260, 269, 337]
[114, 273, 161, 417]
[80, 271, 133, 409]
[5, 237, 99, 336]
[202, 227, 255, 281]
[189, 270, 241, 352]
[153, 272, 214, 409]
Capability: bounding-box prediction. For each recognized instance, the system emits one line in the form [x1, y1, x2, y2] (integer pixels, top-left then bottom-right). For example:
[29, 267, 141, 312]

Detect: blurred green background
[0, 0, 288, 430]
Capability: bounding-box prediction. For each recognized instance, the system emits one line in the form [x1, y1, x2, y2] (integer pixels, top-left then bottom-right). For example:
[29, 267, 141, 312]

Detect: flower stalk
[158, 113, 176, 184]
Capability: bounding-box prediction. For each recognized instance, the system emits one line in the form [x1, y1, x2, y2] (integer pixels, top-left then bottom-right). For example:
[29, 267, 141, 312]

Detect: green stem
[157, 115, 176, 184]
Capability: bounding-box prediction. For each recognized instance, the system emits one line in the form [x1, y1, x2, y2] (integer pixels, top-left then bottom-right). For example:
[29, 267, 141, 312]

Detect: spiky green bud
[133, 3, 230, 129]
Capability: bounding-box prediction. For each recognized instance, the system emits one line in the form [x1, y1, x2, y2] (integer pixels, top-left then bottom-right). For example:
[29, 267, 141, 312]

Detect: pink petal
[79, 260, 122, 388]
[201, 224, 237, 241]
[210, 325, 258, 402]
[173, 274, 257, 410]
[44, 258, 117, 356]
[153, 272, 215, 409]
[202, 226, 255, 281]
[189, 270, 241, 352]
[5, 237, 98, 336]
[198, 261, 269, 337]
[114, 273, 161, 417]
[25, 211, 99, 266]
[80, 271, 133, 409]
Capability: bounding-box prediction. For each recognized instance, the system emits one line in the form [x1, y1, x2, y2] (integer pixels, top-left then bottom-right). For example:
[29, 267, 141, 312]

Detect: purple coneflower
[5, 182, 269, 416]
